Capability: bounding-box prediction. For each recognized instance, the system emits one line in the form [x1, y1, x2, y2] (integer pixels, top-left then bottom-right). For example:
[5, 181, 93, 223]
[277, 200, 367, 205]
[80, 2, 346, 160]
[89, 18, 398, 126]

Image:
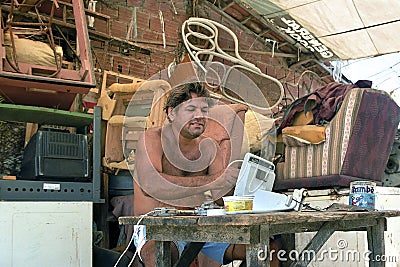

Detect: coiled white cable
[181, 17, 284, 112]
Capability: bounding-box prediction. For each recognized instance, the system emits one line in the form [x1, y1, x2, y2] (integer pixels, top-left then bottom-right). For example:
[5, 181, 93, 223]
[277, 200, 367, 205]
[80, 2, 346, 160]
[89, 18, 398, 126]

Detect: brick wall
[93, 0, 332, 102]
[92, 0, 188, 81]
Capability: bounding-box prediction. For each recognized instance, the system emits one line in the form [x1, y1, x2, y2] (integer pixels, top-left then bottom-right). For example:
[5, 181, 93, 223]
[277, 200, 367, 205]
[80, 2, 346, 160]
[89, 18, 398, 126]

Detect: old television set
[20, 130, 89, 181]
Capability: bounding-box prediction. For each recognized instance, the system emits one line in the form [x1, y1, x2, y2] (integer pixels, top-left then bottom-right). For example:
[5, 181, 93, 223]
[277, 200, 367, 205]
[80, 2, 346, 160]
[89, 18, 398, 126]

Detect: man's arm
[135, 129, 238, 201]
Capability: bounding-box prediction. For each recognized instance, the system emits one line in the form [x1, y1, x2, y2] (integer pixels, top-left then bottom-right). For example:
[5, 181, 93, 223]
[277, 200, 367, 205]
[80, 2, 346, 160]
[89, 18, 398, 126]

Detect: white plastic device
[232, 153, 304, 213]
[234, 153, 275, 196]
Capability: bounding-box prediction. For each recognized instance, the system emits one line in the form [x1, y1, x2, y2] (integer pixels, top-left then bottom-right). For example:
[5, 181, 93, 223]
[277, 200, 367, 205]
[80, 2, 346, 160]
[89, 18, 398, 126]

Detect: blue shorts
[134, 225, 230, 264]
[174, 241, 230, 264]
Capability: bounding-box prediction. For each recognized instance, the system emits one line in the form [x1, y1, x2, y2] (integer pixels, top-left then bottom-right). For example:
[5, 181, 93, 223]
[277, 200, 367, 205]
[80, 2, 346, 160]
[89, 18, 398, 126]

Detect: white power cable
[113, 210, 154, 267]
[227, 159, 243, 168]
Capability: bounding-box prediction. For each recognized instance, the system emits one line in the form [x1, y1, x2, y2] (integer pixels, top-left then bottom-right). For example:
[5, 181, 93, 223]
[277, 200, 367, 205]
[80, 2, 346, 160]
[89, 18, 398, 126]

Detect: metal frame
[0, 0, 96, 110]
[0, 106, 104, 202]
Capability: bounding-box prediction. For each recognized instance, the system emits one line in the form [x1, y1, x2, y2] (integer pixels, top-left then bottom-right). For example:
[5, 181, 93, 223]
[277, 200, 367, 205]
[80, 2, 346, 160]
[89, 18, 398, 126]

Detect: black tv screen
[20, 130, 89, 181]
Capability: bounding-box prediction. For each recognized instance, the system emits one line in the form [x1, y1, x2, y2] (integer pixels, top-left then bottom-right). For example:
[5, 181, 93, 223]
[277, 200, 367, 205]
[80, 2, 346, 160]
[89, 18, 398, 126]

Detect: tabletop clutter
[148, 152, 378, 217]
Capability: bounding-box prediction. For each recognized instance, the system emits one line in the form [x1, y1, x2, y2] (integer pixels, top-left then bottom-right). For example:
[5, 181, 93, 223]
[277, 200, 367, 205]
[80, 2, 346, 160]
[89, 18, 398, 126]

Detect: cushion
[282, 125, 326, 144]
[243, 110, 275, 153]
[204, 104, 247, 143]
[5, 37, 63, 67]
[203, 103, 248, 166]
[108, 80, 146, 93]
[292, 110, 314, 126]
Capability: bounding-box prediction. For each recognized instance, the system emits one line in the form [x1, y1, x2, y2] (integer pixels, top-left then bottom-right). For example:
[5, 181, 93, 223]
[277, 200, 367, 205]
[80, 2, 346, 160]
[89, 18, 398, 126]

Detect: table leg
[367, 217, 386, 267]
[290, 221, 335, 267]
[247, 225, 270, 266]
[281, 233, 295, 267]
[155, 241, 171, 267]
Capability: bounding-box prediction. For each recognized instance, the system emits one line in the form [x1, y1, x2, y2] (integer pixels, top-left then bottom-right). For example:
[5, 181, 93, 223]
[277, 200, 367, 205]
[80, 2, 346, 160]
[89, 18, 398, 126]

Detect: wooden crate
[104, 115, 147, 164]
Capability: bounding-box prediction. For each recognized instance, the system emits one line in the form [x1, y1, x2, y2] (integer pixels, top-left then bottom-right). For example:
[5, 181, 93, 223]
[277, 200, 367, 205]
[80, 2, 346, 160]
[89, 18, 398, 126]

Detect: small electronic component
[152, 202, 224, 216]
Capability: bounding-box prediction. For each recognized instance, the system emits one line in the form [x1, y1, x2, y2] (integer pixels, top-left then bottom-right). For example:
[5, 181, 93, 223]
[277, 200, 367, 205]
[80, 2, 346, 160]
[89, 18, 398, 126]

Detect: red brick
[208, 12, 223, 22]
[130, 60, 147, 78]
[91, 51, 103, 68]
[149, 16, 162, 32]
[132, 52, 150, 62]
[164, 22, 180, 35]
[143, 29, 162, 42]
[159, 8, 173, 21]
[268, 56, 279, 66]
[169, 0, 186, 11]
[286, 85, 298, 98]
[165, 30, 179, 43]
[150, 53, 167, 65]
[172, 14, 187, 25]
[266, 65, 277, 76]
[164, 53, 175, 64]
[111, 20, 128, 38]
[256, 63, 268, 73]
[112, 55, 131, 75]
[217, 36, 232, 50]
[252, 42, 265, 52]
[95, 53, 112, 71]
[93, 19, 109, 35]
[90, 40, 104, 50]
[127, 0, 143, 7]
[118, 6, 134, 23]
[285, 71, 296, 84]
[275, 68, 286, 80]
[100, 5, 118, 19]
[136, 10, 150, 29]
[263, 54, 274, 63]
[142, 0, 159, 11]
[146, 64, 162, 78]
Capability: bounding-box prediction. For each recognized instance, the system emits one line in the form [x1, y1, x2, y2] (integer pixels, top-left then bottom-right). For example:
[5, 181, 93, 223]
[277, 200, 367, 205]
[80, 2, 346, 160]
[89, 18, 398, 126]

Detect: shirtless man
[133, 82, 278, 266]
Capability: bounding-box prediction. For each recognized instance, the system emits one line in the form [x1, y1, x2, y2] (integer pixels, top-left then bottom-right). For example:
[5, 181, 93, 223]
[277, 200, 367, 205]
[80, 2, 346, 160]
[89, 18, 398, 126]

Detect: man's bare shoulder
[144, 127, 162, 138]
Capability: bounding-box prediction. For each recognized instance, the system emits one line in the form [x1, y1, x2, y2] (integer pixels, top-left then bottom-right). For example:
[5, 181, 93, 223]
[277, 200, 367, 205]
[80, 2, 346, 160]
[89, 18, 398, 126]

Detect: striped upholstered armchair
[274, 88, 400, 190]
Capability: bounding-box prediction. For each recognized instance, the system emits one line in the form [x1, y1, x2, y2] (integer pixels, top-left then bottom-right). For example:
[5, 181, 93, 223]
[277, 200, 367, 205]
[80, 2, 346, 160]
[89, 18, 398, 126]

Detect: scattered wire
[159, 10, 166, 49]
[170, 0, 178, 15]
[227, 159, 243, 168]
[265, 38, 277, 58]
[113, 210, 154, 267]
[281, 192, 325, 212]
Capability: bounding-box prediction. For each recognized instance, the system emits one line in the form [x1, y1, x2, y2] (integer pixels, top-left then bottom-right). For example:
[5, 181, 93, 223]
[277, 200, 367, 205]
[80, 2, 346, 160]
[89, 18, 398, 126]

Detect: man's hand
[210, 165, 240, 200]
[222, 165, 240, 187]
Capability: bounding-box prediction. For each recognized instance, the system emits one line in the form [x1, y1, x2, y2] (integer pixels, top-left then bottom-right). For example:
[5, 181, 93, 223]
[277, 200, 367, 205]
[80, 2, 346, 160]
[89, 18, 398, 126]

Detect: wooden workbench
[119, 210, 400, 267]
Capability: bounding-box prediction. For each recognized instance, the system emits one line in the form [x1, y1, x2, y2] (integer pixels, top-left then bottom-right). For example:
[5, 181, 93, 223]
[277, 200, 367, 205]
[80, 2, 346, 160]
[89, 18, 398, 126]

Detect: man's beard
[182, 120, 206, 138]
